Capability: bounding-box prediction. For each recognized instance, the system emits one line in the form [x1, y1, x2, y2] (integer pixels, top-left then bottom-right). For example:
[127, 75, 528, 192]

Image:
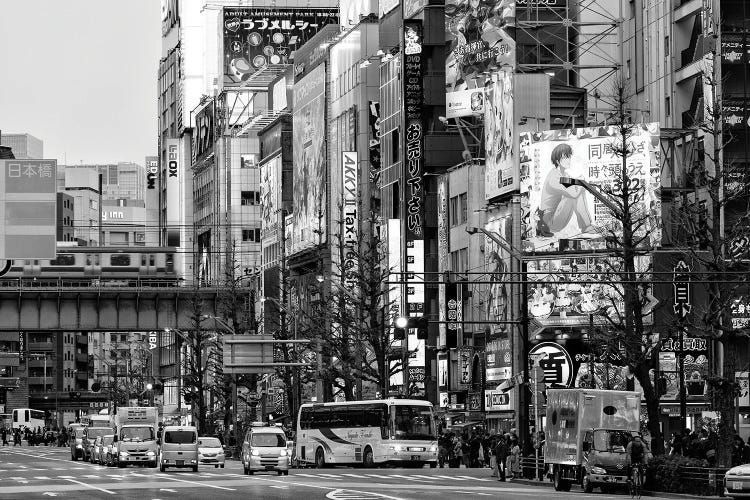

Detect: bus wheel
[315, 448, 325, 469]
[362, 447, 374, 468]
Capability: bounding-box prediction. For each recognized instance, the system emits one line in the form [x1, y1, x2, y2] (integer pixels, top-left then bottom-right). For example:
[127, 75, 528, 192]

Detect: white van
[159, 425, 199, 472]
[241, 423, 290, 475]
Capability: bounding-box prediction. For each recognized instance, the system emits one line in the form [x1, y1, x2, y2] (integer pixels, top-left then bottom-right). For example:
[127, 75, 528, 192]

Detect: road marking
[293, 473, 319, 478]
[254, 477, 406, 500]
[389, 474, 430, 482]
[269, 485, 288, 489]
[364, 474, 392, 479]
[457, 475, 490, 481]
[159, 489, 177, 493]
[433, 475, 465, 480]
[325, 488, 405, 500]
[341, 473, 368, 478]
[315, 473, 343, 479]
[62, 477, 116, 495]
[156, 474, 236, 491]
[42, 493, 58, 497]
[34, 476, 52, 479]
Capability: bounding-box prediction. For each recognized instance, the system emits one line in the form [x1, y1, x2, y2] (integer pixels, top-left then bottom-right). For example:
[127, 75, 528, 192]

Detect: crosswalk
[290, 472, 491, 483]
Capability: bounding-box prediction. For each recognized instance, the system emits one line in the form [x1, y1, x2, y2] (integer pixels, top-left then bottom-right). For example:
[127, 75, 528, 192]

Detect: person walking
[1, 427, 7, 446]
[508, 437, 521, 479]
[469, 432, 481, 468]
[13, 428, 21, 446]
[495, 434, 509, 481]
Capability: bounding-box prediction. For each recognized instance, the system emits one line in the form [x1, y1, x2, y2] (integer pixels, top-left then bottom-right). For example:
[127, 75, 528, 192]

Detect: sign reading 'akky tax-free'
[0, 160, 57, 260]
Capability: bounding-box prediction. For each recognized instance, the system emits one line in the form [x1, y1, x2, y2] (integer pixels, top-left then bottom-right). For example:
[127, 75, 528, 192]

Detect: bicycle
[628, 462, 644, 499]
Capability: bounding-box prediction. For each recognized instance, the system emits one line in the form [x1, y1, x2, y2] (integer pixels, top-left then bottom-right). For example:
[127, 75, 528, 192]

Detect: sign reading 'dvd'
[0, 160, 57, 260]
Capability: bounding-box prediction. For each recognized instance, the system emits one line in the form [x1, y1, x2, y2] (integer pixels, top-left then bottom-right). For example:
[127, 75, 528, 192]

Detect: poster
[259, 156, 281, 247]
[437, 176, 449, 347]
[291, 64, 327, 254]
[445, 0, 515, 117]
[520, 123, 662, 252]
[484, 211, 512, 334]
[222, 7, 338, 86]
[484, 71, 515, 198]
[485, 338, 512, 382]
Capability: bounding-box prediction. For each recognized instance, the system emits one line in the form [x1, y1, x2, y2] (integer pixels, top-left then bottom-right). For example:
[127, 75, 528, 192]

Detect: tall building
[0, 132, 43, 159]
[56, 192, 75, 243]
[61, 162, 145, 202]
[62, 168, 101, 246]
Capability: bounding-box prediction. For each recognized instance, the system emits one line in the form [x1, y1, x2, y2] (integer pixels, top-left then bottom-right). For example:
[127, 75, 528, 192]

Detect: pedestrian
[452, 434, 462, 468]
[733, 434, 746, 467]
[508, 437, 521, 479]
[494, 434, 509, 481]
[469, 432, 481, 468]
[1, 427, 7, 446]
[438, 433, 449, 468]
[488, 433, 498, 477]
[14, 428, 21, 446]
[461, 434, 471, 468]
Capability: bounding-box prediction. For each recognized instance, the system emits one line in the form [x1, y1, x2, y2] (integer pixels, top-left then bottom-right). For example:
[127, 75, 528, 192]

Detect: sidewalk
[508, 476, 723, 500]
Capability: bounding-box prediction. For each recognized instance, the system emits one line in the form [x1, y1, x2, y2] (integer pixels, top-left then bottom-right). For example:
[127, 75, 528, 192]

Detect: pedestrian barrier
[657, 466, 729, 497]
[519, 455, 546, 480]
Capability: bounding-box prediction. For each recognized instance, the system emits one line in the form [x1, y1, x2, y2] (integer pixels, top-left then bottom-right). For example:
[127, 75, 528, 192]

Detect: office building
[0, 132, 43, 159]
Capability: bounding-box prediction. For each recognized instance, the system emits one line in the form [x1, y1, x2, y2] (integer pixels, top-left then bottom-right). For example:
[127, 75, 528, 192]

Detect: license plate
[177, 460, 184, 466]
[266, 465, 275, 470]
[731, 481, 746, 490]
[411, 455, 420, 461]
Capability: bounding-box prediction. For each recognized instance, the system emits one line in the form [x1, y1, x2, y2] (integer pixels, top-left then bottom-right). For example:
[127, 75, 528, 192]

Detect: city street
[0, 446, 685, 500]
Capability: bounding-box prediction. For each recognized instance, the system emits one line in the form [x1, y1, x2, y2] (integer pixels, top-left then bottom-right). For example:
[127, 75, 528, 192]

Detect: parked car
[198, 437, 226, 468]
[725, 463, 750, 499]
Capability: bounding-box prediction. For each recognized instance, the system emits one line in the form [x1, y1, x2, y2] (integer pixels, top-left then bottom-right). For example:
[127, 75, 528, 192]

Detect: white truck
[111, 407, 159, 468]
[544, 389, 641, 493]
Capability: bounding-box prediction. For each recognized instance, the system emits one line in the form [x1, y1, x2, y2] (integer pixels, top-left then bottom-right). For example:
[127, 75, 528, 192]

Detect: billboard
[342, 151, 358, 291]
[437, 176, 449, 347]
[445, 0, 515, 117]
[368, 101, 381, 188]
[259, 156, 281, 248]
[222, 7, 338, 86]
[484, 211, 512, 334]
[520, 123, 662, 253]
[485, 71, 515, 198]
[291, 64, 327, 254]
[339, 0, 377, 30]
[525, 254, 652, 326]
[146, 157, 158, 190]
[161, 0, 179, 36]
[486, 337, 512, 382]
[165, 139, 181, 247]
[194, 101, 215, 162]
[0, 159, 57, 259]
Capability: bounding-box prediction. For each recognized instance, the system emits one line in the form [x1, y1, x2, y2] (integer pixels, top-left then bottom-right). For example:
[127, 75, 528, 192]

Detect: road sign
[0, 160, 57, 259]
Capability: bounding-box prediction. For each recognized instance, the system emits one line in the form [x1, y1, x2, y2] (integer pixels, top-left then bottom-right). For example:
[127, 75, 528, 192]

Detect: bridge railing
[0, 277, 184, 290]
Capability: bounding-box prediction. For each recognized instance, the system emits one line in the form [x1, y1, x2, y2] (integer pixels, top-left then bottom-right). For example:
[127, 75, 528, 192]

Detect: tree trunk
[634, 363, 664, 455]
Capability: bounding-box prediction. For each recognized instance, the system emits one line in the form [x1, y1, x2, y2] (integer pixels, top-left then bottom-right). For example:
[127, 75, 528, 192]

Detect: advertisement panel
[222, 7, 338, 86]
[437, 176, 449, 347]
[526, 254, 652, 326]
[368, 101, 381, 188]
[445, 0, 515, 117]
[484, 211, 512, 334]
[165, 139, 181, 247]
[386, 219, 403, 388]
[485, 71, 515, 198]
[520, 123, 662, 252]
[485, 389, 513, 411]
[446, 88, 485, 119]
[161, 0, 179, 36]
[0, 159, 57, 259]
[197, 230, 211, 286]
[485, 338, 512, 382]
[194, 101, 215, 163]
[339, 0, 377, 30]
[146, 157, 158, 190]
[259, 156, 281, 248]
[291, 64, 327, 254]
[342, 151, 358, 291]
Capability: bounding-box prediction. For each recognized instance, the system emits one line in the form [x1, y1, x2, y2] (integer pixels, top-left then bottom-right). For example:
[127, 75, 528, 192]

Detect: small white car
[725, 464, 750, 498]
[198, 437, 226, 468]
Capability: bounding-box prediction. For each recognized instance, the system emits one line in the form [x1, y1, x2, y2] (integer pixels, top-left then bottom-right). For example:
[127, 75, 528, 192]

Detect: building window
[459, 193, 467, 225]
[664, 36, 670, 56]
[449, 196, 458, 226]
[450, 248, 469, 274]
[242, 228, 261, 242]
[626, 59, 631, 80]
[241, 191, 260, 206]
[665, 96, 671, 117]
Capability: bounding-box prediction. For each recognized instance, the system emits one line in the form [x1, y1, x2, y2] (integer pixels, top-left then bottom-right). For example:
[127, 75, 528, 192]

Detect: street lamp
[559, 177, 621, 215]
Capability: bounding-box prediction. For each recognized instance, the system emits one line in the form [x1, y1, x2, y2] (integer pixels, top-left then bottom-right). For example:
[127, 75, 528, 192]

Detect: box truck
[544, 389, 641, 493]
[112, 407, 159, 468]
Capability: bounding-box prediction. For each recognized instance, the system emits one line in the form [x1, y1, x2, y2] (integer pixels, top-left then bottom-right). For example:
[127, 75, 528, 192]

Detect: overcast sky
[0, 0, 161, 165]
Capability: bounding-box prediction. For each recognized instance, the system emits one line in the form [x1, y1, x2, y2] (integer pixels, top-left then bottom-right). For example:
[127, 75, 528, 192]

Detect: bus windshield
[391, 405, 435, 440]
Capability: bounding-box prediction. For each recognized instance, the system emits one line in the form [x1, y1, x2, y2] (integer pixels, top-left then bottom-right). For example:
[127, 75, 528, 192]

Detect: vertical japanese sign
[342, 151, 358, 291]
[0, 160, 57, 259]
[403, 20, 425, 317]
[368, 101, 381, 188]
[437, 176, 449, 347]
[484, 71, 516, 198]
[18, 332, 25, 363]
[459, 347, 473, 386]
[386, 219, 403, 388]
[165, 139, 181, 247]
[673, 260, 692, 319]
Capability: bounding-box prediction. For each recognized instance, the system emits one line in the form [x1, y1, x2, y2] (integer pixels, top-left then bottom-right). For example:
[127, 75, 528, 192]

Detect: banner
[484, 211, 512, 334]
[520, 123, 662, 252]
[291, 64, 327, 254]
[260, 156, 281, 248]
[437, 176, 449, 347]
[368, 101, 381, 188]
[165, 139, 181, 247]
[445, 0, 515, 117]
[485, 338, 512, 382]
[222, 7, 338, 86]
[194, 101, 215, 163]
[485, 71, 515, 198]
[342, 151, 358, 291]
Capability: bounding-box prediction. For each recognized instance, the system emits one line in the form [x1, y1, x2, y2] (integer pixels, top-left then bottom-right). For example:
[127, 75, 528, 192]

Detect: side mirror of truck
[113, 435, 118, 443]
[582, 441, 590, 452]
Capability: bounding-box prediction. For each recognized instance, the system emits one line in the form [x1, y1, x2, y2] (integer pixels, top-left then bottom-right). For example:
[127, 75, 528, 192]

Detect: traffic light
[393, 326, 406, 340]
[91, 382, 101, 393]
[416, 317, 429, 340]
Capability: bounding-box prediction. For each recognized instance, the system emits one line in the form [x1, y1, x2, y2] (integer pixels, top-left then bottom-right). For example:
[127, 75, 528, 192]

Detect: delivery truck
[111, 407, 159, 468]
[544, 389, 641, 493]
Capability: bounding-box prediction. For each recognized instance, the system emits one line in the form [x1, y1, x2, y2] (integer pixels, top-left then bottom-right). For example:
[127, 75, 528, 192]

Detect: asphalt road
[0, 446, 682, 500]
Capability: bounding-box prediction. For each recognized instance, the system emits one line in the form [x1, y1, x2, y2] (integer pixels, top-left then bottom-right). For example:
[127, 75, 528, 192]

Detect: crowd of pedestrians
[437, 428, 525, 481]
[0, 426, 69, 447]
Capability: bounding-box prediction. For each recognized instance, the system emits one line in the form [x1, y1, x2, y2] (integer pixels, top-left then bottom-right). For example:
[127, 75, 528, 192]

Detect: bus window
[300, 407, 312, 430]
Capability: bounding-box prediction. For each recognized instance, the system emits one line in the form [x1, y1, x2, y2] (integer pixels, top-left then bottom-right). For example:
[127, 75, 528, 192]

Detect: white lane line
[34, 476, 52, 480]
[315, 473, 343, 479]
[270, 485, 288, 489]
[62, 477, 116, 495]
[341, 473, 368, 478]
[156, 474, 236, 491]
[107, 475, 125, 480]
[456, 475, 490, 482]
[433, 475, 466, 480]
[364, 474, 392, 479]
[389, 474, 430, 482]
[292, 473, 319, 478]
[57, 476, 74, 479]
[254, 477, 405, 500]
[410, 475, 439, 480]
[83, 474, 101, 479]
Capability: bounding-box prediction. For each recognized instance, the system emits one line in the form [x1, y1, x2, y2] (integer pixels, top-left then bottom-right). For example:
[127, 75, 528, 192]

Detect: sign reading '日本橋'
[0, 160, 57, 260]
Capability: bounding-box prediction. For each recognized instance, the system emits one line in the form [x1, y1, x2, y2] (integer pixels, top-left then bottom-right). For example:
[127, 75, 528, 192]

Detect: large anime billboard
[292, 64, 327, 255]
[484, 71, 515, 199]
[520, 123, 662, 253]
[445, 0, 515, 118]
[222, 7, 338, 86]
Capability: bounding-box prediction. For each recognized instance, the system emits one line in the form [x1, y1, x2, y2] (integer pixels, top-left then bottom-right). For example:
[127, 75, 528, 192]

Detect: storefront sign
[459, 347, 473, 386]
[528, 342, 573, 388]
[342, 151, 358, 291]
[194, 101, 215, 162]
[484, 389, 513, 411]
[147, 159, 158, 189]
[486, 338, 512, 382]
[673, 260, 691, 319]
[18, 332, 25, 363]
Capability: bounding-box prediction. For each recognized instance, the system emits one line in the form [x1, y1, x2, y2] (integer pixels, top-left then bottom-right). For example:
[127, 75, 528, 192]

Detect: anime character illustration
[529, 282, 556, 319]
[535, 143, 594, 238]
[486, 250, 509, 327]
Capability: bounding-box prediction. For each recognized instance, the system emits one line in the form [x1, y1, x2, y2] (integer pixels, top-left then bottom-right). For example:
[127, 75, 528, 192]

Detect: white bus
[296, 399, 438, 468]
[12, 408, 45, 430]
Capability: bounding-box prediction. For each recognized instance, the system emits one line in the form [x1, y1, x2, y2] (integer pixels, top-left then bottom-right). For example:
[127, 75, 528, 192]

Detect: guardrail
[519, 455, 546, 480]
[657, 466, 729, 497]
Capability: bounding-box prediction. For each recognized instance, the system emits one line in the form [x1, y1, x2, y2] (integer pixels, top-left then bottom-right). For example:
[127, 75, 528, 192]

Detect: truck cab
[112, 407, 158, 468]
[581, 428, 634, 493]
